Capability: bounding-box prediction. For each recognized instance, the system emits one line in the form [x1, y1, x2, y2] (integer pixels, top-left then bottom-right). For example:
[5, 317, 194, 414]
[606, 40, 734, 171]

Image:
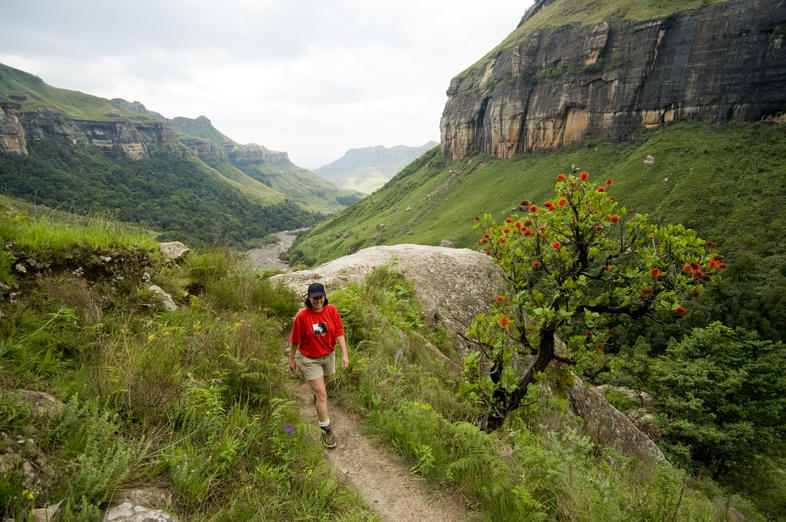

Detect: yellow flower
[147, 334, 155, 342]
[307, 469, 313, 477]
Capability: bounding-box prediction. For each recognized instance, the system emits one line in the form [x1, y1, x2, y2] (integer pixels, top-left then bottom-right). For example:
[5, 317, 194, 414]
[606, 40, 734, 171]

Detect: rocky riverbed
[247, 229, 304, 270]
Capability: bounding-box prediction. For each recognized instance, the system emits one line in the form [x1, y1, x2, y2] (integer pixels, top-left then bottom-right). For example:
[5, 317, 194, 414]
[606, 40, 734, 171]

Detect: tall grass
[0, 206, 375, 520]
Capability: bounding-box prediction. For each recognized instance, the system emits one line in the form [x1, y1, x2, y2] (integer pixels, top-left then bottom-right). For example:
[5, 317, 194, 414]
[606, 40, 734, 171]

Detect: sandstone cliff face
[441, 0, 786, 159]
[1, 103, 179, 159]
[0, 98, 27, 156]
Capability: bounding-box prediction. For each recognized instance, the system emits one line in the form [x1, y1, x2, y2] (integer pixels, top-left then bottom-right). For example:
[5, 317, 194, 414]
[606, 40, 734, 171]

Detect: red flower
[532, 260, 541, 268]
[608, 215, 620, 223]
[609, 196, 615, 201]
[597, 186, 606, 192]
[675, 306, 687, 317]
[605, 265, 612, 271]
[594, 225, 602, 231]
[514, 221, 522, 229]
[506, 217, 513, 223]
[586, 331, 593, 338]
[521, 200, 530, 207]
[495, 295, 504, 302]
[649, 268, 661, 278]
[596, 343, 605, 351]
[605, 178, 613, 186]
[707, 241, 717, 249]
[503, 227, 511, 234]
[552, 241, 561, 249]
[718, 263, 727, 270]
[529, 205, 539, 213]
[485, 250, 491, 255]
[708, 260, 719, 269]
[475, 216, 481, 221]
[713, 254, 724, 261]
[641, 287, 653, 296]
[539, 226, 547, 232]
[580, 172, 589, 181]
[556, 173, 567, 181]
[482, 237, 489, 244]
[523, 228, 534, 236]
[558, 198, 568, 206]
[499, 316, 511, 326]
[499, 237, 507, 243]
[682, 264, 693, 273]
[525, 219, 534, 226]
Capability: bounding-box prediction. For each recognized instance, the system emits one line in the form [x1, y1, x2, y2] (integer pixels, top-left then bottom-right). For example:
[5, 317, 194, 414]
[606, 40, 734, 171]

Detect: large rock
[441, 0, 786, 159]
[270, 244, 506, 350]
[0, 96, 27, 156]
[569, 377, 665, 461]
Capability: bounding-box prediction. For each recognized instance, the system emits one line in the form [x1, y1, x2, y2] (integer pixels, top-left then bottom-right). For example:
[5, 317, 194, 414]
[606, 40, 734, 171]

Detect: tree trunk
[484, 327, 555, 431]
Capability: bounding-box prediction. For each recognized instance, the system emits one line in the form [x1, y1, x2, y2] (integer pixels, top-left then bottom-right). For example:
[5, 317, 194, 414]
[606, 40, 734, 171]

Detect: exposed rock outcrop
[270, 244, 507, 353]
[0, 96, 27, 155]
[441, 0, 786, 159]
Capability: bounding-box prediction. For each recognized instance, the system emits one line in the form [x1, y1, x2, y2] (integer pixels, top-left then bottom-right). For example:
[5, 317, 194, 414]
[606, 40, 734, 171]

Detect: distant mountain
[0, 63, 363, 246]
[314, 142, 438, 193]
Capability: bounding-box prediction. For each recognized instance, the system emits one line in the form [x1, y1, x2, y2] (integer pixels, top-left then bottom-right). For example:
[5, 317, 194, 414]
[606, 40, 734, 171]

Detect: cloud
[0, 0, 532, 168]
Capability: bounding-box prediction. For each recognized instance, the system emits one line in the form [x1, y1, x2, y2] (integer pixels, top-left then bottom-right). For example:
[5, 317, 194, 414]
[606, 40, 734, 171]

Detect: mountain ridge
[314, 141, 438, 194]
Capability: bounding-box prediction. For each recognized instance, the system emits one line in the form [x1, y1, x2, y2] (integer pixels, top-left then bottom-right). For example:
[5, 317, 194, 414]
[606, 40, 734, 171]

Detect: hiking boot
[320, 424, 337, 449]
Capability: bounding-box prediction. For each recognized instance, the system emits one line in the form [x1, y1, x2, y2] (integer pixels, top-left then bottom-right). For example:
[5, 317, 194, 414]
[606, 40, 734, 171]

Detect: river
[247, 228, 306, 271]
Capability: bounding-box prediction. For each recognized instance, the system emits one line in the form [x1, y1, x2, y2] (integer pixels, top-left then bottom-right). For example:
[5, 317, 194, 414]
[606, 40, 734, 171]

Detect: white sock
[319, 418, 330, 428]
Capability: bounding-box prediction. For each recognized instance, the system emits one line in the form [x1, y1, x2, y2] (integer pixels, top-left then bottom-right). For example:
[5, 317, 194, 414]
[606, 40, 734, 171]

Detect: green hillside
[0, 65, 156, 123]
[288, 121, 786, 340]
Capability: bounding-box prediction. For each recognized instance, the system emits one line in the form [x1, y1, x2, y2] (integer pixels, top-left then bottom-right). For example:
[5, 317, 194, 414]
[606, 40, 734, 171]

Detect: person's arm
[336, 335, 349, 369]
[289, 341, 299, 373]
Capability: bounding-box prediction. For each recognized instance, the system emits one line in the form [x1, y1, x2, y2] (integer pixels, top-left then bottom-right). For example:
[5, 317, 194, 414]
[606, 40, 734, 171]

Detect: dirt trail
[286, 366, 475, 521]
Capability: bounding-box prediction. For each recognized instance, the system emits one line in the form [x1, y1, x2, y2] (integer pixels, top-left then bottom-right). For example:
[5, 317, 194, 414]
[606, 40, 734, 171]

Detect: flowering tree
[465, 172, 725, 431]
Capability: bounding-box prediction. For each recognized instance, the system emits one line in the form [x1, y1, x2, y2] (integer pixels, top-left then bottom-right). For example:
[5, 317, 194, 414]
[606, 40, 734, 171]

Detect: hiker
[288, 282, 349, 448]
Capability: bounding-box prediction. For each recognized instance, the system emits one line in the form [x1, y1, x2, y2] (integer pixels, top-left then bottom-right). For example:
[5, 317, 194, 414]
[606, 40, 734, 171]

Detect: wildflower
[499, 316, 511, 326]
[556, 173, 567, 181]
[605, 178, 613, 186]
[523, 228, 534, 236]
[503, 227, 511, 234]
[506, 217, 513, 223]
[521, 200, 531, 207]
[608, 215, 620, 223]
[495, 296, 504, 302]
[708, 260, 719, 269]
[485, 250, 491, 255]
[605, 265, 612, 271]
[524, 219, 534, 226]
[558, 198, 568, 206]
[539, 226, 547, 232]
[586, 331, 593, 338]
[308, 468, 313, 477]
[682, 264, 693, 273]
[481, 237, 489, 244]
[551, 241, 561, 249]
[594, 225, 602, 231]
[475, 216, 481, 221]
[707, 241, 717, 249]
[596, 343, 605, 351]
[649, 268, 661, 278]
[713, 254, 724, 261]
[148, 334, 155, 342]
[529, 204, 539, 213]
[532, 261, 541, 268]
[394, 374, 401, 379]
[499, 237, 507, 243]
[675, 306, 687, 317]
[514, 221, 522, 229]
[580, 172, 589, 181]
[641, 287, 653, 296]
[718, 263, 727, 270]
[597, 186, 606, 192]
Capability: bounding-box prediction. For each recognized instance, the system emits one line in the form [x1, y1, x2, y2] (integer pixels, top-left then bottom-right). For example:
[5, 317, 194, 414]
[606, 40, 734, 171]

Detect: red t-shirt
[289, 304, 345, 358]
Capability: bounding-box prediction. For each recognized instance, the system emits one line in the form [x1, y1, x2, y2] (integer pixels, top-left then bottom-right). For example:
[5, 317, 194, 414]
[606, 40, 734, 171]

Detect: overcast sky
[0, 0, 532, 169]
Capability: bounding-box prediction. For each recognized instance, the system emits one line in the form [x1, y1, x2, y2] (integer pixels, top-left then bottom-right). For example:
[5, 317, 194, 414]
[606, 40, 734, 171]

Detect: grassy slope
[291, 121, 786, 264]
[0, 64, 155, 123]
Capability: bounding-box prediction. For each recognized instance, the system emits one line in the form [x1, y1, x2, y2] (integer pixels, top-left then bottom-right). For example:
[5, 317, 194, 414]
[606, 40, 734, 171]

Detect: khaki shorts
[299, 351, 336, 381]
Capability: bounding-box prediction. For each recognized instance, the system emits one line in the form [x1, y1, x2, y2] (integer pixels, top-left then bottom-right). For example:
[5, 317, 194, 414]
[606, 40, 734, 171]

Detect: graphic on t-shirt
[313, 322, 328, 336]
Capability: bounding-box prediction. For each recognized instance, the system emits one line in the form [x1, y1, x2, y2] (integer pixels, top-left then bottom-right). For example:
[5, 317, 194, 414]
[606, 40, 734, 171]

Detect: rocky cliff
[0, 96, 26, 155]
[440, 0, 786, 159]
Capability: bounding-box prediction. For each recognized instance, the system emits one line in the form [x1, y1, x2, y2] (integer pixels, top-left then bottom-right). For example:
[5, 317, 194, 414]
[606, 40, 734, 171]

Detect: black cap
[307, 282, 326, 298]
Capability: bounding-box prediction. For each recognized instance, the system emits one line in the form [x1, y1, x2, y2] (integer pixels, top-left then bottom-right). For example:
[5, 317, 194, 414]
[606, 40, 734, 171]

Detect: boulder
[149, 285, 177, 311]
[102, 502, 178, 522]
[569, 377, 665, 461]
[159, 242, 190, 263]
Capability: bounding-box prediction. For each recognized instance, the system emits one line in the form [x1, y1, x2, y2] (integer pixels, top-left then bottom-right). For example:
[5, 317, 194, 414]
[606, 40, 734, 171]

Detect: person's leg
[310, 376, 329, 423]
